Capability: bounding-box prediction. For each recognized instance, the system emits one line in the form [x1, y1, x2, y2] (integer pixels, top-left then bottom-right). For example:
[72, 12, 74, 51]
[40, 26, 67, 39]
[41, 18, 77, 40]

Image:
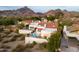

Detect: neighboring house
[19, 29, 32, 34]
[63, 25, 79, 40]
[40, 22, 57, 38]
[19, 19, 33, 26]
[24, 20, 58, 44]
[29, 21, 57, 38]
[38, 21, 47, 27]
[20, 20, 57, 38]
[35, 21, 46, 36]
[29, 22, 38, 30]
[29, 21, 46, 30]
[24, 19, 33, 24]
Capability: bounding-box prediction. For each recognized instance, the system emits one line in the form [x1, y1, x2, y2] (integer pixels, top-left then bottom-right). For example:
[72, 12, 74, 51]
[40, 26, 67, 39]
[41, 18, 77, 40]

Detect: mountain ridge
[0, 6, 79, 18]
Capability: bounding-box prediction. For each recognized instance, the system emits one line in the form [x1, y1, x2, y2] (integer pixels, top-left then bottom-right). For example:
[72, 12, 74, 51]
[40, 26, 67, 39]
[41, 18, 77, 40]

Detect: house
[35, 21, 46, 35]
[40, 21, 57, 38]
[24, 20, 58, 44]
[63, 26, 79, 41]
[27, 20, 57, 38]
[46, 21, 57, 28]
[24, 19, 33, 24]
[29, 20, 46, 30]
[19, 29, 32, 34]
[19, 19, 33, 25]
[29, 21, 57, 38]
[29, 22, 38, 30]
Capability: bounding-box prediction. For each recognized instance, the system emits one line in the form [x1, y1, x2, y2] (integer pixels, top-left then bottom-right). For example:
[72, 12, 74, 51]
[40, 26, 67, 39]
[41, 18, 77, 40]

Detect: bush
[0, 18, 16, 25]
[47, 31, 61, 52]
[18, 23, 25, 29]
[46, 15, 55, 21]
[0, 16, 19, 25]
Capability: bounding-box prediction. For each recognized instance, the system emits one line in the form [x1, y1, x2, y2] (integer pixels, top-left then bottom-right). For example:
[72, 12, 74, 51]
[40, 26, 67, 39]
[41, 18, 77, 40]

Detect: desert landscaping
[0, 6, 79, 52]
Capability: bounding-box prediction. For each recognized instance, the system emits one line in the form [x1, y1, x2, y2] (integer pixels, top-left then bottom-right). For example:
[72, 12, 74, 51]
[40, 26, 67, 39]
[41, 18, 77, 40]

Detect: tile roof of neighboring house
[38, 21, 57, 28]
[37, 28, 44, 30]
[46, 22, 56, 28]
[38, 22, 47, 26]
[25, 20, 33, 24]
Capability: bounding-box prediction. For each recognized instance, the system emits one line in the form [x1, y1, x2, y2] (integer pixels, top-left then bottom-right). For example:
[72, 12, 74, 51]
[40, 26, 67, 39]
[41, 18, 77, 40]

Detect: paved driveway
[61, 37, 79, 52]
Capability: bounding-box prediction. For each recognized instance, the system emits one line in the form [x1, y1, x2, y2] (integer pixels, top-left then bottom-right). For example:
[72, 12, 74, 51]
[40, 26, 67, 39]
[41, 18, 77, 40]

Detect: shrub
[46, 15, 55, 21]
[18, 23, 25, 29]
[47, 31, 61, 52]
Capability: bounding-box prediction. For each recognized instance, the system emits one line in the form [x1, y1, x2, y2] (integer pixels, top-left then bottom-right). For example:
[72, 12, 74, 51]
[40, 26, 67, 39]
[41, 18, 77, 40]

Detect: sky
[0, 6, 79, 12]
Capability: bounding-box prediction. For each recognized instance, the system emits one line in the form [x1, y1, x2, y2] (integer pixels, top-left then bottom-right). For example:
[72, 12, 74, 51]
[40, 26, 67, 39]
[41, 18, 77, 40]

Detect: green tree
[31, 17, 41, 21]
[0, 17, 17, 25]
[18, 23, 25, 29]
[46, 15, 55, 21]
[55, 9, 64, 19]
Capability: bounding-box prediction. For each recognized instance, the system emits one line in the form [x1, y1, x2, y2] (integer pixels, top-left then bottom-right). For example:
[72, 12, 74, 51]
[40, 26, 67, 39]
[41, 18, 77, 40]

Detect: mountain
[0, 7, 36, 17]
[45, 9, 79, 18]
[44, 10, 56, 16]
[16, 6, 36, 16]
[0, 6, 79, 18]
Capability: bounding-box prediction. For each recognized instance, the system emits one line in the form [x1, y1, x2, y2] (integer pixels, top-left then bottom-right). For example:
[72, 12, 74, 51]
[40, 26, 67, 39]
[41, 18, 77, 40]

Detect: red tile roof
[25, 20, 33, 24]
[37, 28, 44, 30]
[38, 21, 57, 28]
[46, 22, 56, 28]
[38, 22, 46, 26]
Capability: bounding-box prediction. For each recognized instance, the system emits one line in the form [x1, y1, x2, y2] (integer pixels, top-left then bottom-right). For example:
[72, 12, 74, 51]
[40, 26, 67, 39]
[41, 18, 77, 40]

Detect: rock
[31, 44, 41, 50]
[0, 44, 10, 49]
[0, 33, 7, 38]
[0, 38, 2, 41]
[7, 32, 18, 37]
[2, 37, 9, 43]
[3, 29, 11, 34]
[2, 41, 25, 51]
[0, 26, 4, 32]
[0, 43, 3, 48]
[12, 44, 26, 52]
[30, 44, 46, 52]
[0, 49, 8, 52]
[2, 36, 16, 43]
[16, 35, 25, 41]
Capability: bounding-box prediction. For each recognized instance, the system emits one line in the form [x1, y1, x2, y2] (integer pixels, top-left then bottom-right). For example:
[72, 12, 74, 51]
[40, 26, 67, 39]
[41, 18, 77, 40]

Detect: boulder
[0, 33, 7, 38]
[16, 35, 25, 41]
[2, 36, 16, 43]
[0, 49, 8, 52]
[12, 44, 26, 52]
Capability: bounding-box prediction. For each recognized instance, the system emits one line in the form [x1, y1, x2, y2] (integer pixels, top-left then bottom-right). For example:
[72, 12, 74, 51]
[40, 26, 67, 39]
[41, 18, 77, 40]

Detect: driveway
[61, 37, 79, 52]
